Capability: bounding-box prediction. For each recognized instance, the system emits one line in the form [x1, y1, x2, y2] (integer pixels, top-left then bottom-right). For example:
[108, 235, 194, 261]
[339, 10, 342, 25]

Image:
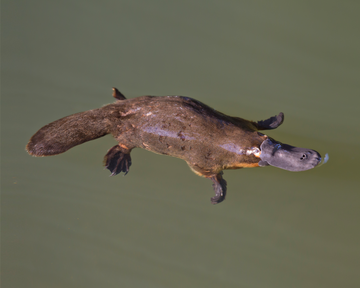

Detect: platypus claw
[210, 173, 227, 204]
[104, 145, 132, 176]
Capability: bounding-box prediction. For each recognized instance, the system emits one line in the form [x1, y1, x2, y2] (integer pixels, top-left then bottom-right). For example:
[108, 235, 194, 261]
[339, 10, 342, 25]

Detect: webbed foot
[104, 145, 132, 176]
[112, 87, 126, 100]
[210, 173, 227, 204]
[255, 112, 284, 130]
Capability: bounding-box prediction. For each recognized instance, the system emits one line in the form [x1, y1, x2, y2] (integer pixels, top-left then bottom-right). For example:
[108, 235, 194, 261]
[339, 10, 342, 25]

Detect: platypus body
[26, 88, 322, 204]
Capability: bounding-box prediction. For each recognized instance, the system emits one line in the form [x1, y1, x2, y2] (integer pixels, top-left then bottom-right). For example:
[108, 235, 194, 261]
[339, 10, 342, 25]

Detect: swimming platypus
[26, 88, 323, 204]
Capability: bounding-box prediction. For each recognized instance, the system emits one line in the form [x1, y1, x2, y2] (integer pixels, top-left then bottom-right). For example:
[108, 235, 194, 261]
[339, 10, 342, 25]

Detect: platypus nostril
[300, 153, 307, 160]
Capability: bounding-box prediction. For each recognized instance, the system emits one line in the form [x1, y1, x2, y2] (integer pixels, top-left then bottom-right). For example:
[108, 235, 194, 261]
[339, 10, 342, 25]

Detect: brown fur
[26, 88, 283, 204]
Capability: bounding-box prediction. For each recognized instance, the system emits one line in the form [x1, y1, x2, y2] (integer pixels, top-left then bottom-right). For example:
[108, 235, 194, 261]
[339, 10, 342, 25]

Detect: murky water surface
[2, 1, 359, 287]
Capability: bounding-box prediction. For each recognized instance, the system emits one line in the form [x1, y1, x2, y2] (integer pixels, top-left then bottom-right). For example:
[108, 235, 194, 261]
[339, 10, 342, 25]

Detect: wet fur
[27, 88, 319, 204]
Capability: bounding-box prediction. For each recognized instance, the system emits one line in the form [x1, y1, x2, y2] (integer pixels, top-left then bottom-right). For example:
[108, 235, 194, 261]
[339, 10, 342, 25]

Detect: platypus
[26, 88, 323, 204]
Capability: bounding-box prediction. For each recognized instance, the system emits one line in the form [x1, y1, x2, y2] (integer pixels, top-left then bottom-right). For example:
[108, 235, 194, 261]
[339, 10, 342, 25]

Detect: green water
[2, 1, 359, 287]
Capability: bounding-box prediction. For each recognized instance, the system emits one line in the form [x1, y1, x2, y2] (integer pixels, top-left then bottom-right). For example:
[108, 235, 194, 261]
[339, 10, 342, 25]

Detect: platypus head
[259, 138, 321, 172]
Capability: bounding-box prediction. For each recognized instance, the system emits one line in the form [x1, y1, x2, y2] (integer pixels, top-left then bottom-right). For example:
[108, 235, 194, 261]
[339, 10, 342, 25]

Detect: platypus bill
[26, 88, 323, 204]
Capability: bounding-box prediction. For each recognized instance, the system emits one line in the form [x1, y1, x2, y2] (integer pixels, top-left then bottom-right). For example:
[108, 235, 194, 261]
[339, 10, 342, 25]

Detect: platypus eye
[300, 153, 307, 160]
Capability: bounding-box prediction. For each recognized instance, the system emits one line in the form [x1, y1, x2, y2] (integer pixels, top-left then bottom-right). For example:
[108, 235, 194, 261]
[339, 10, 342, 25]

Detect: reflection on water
[318, 153, 330, 168]
[2, 1, 360, 288]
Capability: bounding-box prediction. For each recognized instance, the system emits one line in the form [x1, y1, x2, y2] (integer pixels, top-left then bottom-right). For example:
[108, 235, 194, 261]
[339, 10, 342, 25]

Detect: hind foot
[104, 145, 132, 176]
[209, 173, 227, 204]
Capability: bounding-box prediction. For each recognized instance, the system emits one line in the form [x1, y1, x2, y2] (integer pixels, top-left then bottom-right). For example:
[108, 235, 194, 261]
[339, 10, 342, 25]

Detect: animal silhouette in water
[26, 88, 322, 204]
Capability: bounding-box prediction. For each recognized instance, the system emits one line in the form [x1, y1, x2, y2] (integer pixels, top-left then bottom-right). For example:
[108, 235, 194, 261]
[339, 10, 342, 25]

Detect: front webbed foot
[104, 145, 132, 176]
[210, 173, 227, 204]
[255, 112, 284, 130]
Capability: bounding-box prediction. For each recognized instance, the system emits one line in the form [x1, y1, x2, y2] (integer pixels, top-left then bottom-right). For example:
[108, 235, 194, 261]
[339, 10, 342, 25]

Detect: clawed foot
[256, 112, 284, 130]
[210, 173, 227, 204]
[104, 145, 132, 176]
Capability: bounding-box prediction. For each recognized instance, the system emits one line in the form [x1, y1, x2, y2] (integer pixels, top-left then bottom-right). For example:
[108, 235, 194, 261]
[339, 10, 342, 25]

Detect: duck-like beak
[259, 138, 322, 172]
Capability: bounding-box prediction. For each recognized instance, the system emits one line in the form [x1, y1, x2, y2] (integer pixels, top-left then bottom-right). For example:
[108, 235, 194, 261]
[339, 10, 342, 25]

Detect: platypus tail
[26, 108, 111, 156]
[26, 87, 127, 157]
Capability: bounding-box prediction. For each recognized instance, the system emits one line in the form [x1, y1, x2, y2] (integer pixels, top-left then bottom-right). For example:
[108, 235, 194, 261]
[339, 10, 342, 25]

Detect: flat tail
[26, 109, 110, 156]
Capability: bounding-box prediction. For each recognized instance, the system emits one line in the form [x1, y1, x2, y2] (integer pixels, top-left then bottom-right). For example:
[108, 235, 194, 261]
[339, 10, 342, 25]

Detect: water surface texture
[2, 1, 359, 288]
